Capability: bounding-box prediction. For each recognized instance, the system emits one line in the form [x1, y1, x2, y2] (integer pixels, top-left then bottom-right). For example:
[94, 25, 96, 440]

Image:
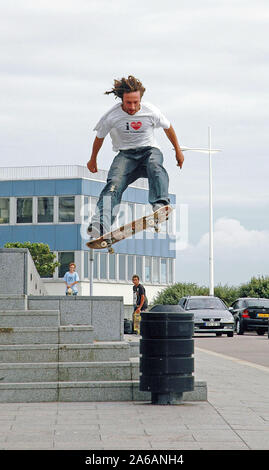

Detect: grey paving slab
[0, 347, 268, 450]
[199, 442, 250, 450]
[53, 441, 104, 450]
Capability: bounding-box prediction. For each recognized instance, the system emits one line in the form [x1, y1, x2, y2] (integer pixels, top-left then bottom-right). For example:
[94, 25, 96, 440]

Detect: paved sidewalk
[0, 347, 268, 450]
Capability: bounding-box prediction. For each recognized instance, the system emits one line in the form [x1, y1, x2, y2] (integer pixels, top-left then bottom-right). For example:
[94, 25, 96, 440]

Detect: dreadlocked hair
[104, 75, 146, 99]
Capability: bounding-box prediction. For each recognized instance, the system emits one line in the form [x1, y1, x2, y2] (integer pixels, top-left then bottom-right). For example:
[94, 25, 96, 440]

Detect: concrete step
[0, 310, 59, 327]
[0, 361, 134, 383]
[0, 326, 94, 345]
[124, 335, 140, 357]
[0, 295, 27, 310]
[0, 380, 207, 403]
[0, 342, 131, 363]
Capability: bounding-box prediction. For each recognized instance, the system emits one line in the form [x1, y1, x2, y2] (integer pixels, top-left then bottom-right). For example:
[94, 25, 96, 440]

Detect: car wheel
[236, 319, 244, 335]
[257, 329, 265, 336]
[227, 332, 234, 337]
[216, 332, 222, 337]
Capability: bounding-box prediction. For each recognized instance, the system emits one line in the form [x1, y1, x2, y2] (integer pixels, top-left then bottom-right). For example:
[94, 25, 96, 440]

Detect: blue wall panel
[0, 226, 12, 246]
[34, 180, 56, 196]
[1, 177, 175, 204]
[82, 180, 105, 198]
[33, 226, 56, 248]
[13, 181, 35, 196]
[0, 225, 80, 251]
[55, 179, 82, 195]
[55, 225, 79, 251]
[0, 182, 12, 197]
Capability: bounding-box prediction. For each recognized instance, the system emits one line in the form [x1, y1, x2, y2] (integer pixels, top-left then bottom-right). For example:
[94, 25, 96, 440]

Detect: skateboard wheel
[101, 241, 108, 248]
[148, 218, 154, 226]
[108, 247, 115, 254]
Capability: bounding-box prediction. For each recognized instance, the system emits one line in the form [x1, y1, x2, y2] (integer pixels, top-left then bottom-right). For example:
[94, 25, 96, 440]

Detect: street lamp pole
[180, 129, 221, 296]
[208, 126, 214, 296]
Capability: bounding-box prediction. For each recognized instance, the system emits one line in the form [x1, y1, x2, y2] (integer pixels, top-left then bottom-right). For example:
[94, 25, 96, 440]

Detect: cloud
[176, 218, 269, 286]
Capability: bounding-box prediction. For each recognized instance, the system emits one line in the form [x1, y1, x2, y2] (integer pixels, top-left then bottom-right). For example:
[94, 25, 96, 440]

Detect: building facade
[0, 165, 176, 304]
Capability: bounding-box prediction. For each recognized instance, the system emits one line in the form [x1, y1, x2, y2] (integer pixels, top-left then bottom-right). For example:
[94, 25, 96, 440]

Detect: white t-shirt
[93, 101, 170, 152]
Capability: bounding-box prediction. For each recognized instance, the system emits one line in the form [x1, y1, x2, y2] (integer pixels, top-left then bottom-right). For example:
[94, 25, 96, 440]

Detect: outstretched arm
[164, 125, 184, 169]
[87, 136, 105, 173]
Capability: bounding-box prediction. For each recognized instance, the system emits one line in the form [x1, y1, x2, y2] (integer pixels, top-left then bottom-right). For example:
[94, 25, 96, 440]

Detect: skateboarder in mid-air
[87, 75, 184, 239]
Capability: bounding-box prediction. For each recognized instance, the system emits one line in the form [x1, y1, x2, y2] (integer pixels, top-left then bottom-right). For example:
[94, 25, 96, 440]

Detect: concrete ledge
[0, 310, 59, 327]
[0, 380, 207, 403]
[0, 326, 94, 345]
[0, 361, 133, 383]
[0, 342, 131, 363]
[0, 296, 27, 310]
[132, 381, 208, 402]
[28, 296, 124, 341]
[0, 249, 47, 296]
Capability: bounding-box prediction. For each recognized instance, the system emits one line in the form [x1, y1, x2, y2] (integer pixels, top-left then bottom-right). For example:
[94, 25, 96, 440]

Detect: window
[161, 258, 167, 284]
[179, 298, 186, 307]
[168, 210, 174, 234]
[58, 252, 74, 278]
[117, 202, 127, 227]
[90, 197, 98, 217]
[0, 198, 9, 224]
[128, 203, 135, 223]
[145, 256, 152, 282]
[38, 197, 54, 223]
[59, 196, 75, 222]
[17, 198, 32, 223]
[109, 253, 116, 280]
[93, 252, 98, 279]
[152, 257, 159, 283]
[100, 252, 107, 279]
[128, 255, 134, 280]
[136, 256, 143, 281]
[136, 203, 145, 220]
[84, 251, 89, 278]
[84, 196, 89, 222]
[119, 254, 126, 280]
[168, 259, 174, 284]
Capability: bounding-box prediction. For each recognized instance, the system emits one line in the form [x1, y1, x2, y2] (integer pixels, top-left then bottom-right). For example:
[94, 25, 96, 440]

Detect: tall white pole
[208, 126, 214, 296]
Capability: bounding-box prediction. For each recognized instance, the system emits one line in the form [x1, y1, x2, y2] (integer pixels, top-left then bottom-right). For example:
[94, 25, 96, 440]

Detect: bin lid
[149, 304, 185, 313]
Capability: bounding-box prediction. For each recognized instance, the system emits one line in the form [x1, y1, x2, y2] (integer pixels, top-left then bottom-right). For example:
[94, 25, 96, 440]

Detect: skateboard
[86, 205, 173, 253]
[133, 310, 141, 335]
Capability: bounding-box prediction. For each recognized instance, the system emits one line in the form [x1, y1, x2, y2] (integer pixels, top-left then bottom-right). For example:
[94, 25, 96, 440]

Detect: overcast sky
[1, 0, 269, 287]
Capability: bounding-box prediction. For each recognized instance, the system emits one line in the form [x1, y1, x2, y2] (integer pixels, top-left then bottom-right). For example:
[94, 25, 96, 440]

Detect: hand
[87, 158, 98, 173]
[176, 152, 184, 169]
[135, 307, 141, 314]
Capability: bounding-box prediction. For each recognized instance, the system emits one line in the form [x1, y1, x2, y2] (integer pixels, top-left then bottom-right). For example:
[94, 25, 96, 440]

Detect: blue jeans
[90, 146, 170, 233]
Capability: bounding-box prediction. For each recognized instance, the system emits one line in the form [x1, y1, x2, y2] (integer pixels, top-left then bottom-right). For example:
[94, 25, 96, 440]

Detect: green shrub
[152, 282, 209, 305]
[238, 276, 269, 299]
[4, 242, 60, 278]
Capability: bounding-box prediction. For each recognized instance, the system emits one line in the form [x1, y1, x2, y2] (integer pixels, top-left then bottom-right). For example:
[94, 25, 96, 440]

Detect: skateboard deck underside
[87, 205, 172, 251]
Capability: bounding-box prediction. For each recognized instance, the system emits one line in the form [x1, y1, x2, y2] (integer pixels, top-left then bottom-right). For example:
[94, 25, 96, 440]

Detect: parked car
[178, 296, 234, 336]
[229, 298, 269, 335]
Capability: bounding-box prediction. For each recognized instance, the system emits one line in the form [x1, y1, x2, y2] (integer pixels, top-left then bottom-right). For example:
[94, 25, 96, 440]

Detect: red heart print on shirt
[131, 121, 142, 130]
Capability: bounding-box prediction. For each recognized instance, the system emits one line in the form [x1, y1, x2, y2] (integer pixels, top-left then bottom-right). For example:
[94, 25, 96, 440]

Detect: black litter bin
[124, 319, 133, 334]
[139, 304, 194, 405]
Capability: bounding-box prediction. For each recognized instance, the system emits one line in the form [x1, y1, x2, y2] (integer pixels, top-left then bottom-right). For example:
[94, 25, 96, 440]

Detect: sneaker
[152, 201, 169, 212]
[87, 223, 103, 239]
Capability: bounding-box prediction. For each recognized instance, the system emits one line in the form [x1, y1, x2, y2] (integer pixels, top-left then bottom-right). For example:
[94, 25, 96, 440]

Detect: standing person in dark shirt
[132, 275, 148, 334]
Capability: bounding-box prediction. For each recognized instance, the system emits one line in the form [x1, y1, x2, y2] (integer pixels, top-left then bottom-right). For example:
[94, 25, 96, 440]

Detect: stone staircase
[0, 297, 144, 403]
[0, 248, 207, 403]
